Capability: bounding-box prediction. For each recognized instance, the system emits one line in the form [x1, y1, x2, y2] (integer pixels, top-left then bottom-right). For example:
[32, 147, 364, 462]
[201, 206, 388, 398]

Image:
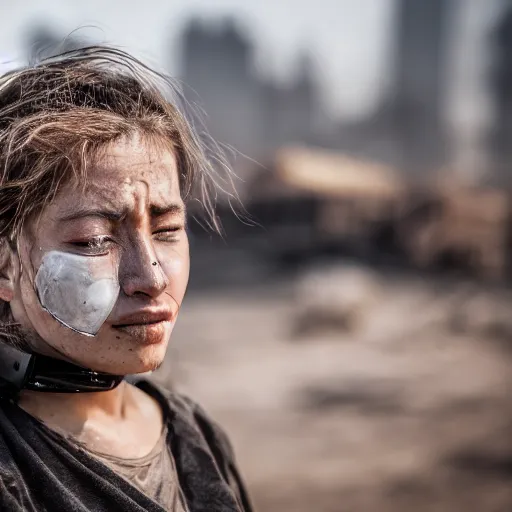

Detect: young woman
[0, 46, 253, 512]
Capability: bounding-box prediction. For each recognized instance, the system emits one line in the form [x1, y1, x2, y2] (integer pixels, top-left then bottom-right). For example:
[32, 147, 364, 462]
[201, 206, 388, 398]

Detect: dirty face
[8, 134, 190, 374]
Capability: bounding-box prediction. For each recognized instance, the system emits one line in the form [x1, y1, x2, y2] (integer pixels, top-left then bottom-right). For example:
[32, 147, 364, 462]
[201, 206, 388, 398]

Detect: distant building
[332, 0, 456, 178]
[388, 0, 453, 176]
[179, 17, 319, 163]
[260, 52, 318, 151]
[180, 18, 260, 158]
[489, 2, 512, 184]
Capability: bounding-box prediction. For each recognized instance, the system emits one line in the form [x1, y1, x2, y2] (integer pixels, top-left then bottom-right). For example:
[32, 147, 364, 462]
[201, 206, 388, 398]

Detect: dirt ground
[152, 263, 512, 512]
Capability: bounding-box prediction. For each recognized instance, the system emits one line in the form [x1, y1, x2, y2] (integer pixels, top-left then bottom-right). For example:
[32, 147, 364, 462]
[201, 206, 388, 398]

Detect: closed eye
[154, 227, 181, 233]
[153, 226, 183, 242]
[69, 235, 115, 254]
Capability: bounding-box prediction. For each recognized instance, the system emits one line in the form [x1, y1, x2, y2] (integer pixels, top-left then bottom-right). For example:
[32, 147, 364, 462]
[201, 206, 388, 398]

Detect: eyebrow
[150, 203, 185, 217]
[58, 207, 125, 223]
[59, 203, 185, 223]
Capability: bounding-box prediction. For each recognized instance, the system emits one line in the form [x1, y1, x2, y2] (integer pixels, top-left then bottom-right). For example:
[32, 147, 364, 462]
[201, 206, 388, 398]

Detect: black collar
[0, 343, 123, 395]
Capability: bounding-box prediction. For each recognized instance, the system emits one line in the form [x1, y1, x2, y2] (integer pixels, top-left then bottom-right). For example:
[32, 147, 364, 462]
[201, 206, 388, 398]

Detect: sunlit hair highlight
[0, 45, 232, 240]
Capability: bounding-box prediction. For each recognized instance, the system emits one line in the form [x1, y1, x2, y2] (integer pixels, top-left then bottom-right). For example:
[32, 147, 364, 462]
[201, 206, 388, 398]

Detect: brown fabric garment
[79, 426, 188, 511]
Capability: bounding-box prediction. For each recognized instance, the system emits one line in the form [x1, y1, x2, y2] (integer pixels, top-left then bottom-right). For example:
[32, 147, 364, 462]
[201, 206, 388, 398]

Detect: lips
[111, 308, 175, 345]
[111, 309, 174, 328]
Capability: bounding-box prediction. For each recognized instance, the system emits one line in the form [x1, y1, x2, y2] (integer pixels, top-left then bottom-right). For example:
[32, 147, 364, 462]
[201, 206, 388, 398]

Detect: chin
[63, 339, 169, 376]
[130, 344, 168, 374]
[112, 343, 168, 375]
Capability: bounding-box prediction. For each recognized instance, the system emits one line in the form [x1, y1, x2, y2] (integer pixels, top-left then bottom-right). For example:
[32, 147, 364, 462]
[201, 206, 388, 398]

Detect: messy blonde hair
[0, 45, 227, 240]
[0, 45, 232, 345]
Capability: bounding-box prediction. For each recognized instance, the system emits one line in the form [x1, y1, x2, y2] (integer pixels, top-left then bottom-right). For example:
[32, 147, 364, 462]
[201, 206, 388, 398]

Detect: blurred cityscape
[23, 1, 512, 282]
[22, 1, 512, 176]
[6, 0, 512, 510]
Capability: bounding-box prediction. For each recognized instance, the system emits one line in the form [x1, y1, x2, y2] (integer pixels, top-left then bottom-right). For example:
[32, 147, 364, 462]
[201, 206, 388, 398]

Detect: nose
[119, 236, 169, 298]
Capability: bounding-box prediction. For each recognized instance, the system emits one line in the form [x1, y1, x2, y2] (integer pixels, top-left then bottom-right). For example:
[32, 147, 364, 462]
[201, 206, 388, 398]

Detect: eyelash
[153, 226, 182, 242]
[71, 235, 114, 255]
[71, 227, 183, 253]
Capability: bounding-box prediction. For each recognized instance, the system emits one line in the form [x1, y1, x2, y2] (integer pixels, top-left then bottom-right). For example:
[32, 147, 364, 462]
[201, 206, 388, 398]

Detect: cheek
[157, 245, 189, 299]
[12, 246, 51, 332]
[14, 270, 76, 353]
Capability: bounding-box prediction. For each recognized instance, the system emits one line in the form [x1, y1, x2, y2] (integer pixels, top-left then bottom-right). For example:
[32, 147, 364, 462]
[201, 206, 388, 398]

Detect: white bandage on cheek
[34, 251, 120, 336]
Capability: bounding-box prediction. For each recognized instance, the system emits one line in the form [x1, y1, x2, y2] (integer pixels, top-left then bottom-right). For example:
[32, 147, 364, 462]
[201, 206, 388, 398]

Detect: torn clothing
[0, 380, 253, 512]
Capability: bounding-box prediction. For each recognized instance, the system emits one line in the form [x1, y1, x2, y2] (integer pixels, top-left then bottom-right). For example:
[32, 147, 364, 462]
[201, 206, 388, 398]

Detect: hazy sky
[0, 0, 396, 119]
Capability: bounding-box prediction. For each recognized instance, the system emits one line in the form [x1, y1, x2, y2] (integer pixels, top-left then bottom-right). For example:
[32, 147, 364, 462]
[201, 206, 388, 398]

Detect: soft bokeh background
[2, 1, 512, 510]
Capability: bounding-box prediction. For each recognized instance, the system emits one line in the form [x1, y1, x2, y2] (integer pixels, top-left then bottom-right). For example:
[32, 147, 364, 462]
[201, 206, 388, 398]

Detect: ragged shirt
[76, 424, 188, 511]
[0, 380, 253, 512]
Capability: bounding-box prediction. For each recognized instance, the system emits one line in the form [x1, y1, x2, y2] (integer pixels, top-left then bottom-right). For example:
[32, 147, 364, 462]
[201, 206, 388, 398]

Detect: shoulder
[0, 400, 21, 467]
[136, 379, 254, 511]
[136, 379, 235, 459]
[0, 402, 31, 510]
[177, 393, 237, 462]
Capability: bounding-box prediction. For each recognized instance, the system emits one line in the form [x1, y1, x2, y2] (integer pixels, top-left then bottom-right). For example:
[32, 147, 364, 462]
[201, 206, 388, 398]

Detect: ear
[0, 238, 16, 303]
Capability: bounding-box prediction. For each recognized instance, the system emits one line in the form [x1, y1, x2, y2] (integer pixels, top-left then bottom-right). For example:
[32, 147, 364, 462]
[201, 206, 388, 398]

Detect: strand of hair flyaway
[0, 44, 253, 236]
[165, 290, 182, 315]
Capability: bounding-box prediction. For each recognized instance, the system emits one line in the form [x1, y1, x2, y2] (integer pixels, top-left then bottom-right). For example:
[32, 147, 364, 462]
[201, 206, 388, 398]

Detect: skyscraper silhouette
[389, 0, 453, 176]
[180, 18, 264, 159]
[489, 1, 512, 183]
[179, 17, 319, 162]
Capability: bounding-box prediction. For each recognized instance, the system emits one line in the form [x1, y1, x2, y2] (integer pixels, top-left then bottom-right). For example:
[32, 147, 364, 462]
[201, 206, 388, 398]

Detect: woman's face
[8, 134, 190, 375]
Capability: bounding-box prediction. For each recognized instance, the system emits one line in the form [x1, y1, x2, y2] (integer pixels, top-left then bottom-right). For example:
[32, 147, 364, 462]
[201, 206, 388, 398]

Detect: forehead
[81, 135, 181, 206]
[25, 135, 185, 241]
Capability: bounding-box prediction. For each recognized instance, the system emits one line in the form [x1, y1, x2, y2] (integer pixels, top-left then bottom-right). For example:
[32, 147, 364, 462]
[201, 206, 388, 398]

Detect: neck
[17, 380, 132, 430]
